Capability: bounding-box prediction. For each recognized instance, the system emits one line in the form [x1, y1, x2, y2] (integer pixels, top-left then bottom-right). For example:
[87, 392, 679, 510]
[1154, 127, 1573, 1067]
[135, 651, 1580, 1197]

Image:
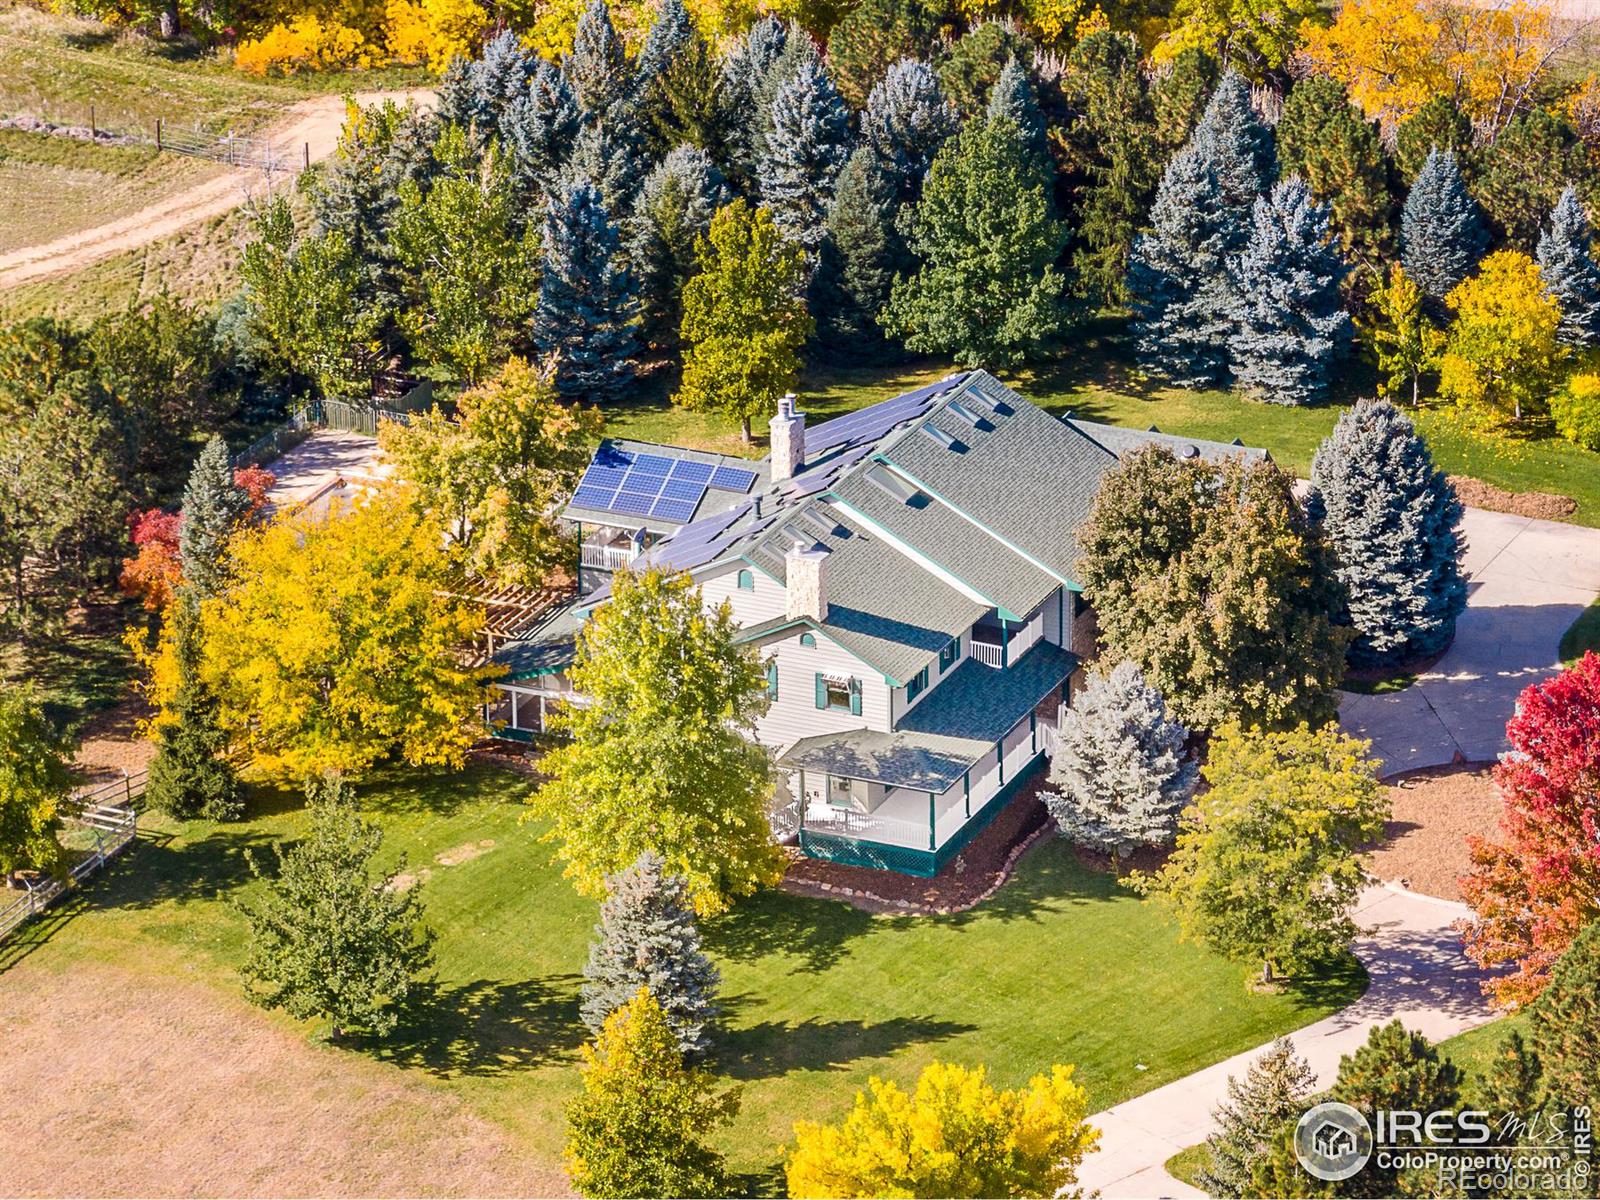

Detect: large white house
[487, 370, 1266, 876]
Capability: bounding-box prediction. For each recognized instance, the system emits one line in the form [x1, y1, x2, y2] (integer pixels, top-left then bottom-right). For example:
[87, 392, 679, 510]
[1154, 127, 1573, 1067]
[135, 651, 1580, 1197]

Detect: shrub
[1551, 371, 1600, 450]
[234, 15, 372, 76]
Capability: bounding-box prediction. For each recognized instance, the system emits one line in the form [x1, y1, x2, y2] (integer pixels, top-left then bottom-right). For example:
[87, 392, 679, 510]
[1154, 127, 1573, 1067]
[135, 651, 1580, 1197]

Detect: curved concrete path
[1077, 884, 1498, 1199]
[1339, 507, 1600, 775]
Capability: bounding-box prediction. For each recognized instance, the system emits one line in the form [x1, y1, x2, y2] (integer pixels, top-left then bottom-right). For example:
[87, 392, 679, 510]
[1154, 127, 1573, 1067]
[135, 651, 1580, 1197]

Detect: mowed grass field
[1, 764, 1364, 1190]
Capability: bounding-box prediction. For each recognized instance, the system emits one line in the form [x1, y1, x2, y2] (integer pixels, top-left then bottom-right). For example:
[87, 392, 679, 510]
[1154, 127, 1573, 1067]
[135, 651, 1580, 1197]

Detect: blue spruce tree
[986, 57, 1049, 172]
[564, 119, 643, 215]
[760, 61, 851, 259]
[1192, 70, 1275, 248]
[1309, 399, 1467, 666]
[433, 55, 485, 133]
[566, 0, 634, 127]
[179, 434, 250, 600]
[718, 16, 787, 187]
[1401, 148, 1488, 302]
[1227, 177, 1352, 406]
[1536, 185, 1600, 348]
[749, 24, 820, 180]
[1126, 145, 1236, 386]
[472, 30, 538, 125]
[862, 57, 957, 205]
[503, 59, 580, 202]
[627, 145, 726, 346]
[534, 179, 641, 405]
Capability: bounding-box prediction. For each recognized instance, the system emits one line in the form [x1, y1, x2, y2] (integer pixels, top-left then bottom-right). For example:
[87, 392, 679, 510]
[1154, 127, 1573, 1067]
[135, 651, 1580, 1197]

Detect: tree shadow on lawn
[96, 825, 280, 910]
[701, 887, 875, 973]
[350, 763, 534, 819]
[714, 1002, 975, 1081]
[369, 972, 587, 1077]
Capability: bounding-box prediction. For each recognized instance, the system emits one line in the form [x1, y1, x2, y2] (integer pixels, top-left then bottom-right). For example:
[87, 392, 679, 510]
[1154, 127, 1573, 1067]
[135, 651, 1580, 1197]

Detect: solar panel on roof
[708, 465, 757, 492]
[613, 490, 657, 516]
[668, 459, 713, 483]
[650, 497, 699, 522]
[571, 484, 619, 510]
[629, 454, 672, 475]
[660, 478, 705, 502]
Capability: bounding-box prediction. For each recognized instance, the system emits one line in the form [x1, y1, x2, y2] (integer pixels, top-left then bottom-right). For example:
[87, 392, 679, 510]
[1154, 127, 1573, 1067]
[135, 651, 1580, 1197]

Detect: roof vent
[752, 495, 763, 518]
[865, 464, 922, 505]
[1181, 445, 1200, 459]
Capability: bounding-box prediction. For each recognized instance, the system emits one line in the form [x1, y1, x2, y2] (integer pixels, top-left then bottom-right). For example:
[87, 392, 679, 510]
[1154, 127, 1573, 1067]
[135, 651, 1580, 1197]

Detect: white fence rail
[580, 543, 636, 570]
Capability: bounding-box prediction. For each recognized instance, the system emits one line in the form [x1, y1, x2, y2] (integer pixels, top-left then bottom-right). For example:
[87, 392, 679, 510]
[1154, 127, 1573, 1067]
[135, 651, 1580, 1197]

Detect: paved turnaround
[1340, 507, 1600, 775]
[1075, 884, 1499, 1199]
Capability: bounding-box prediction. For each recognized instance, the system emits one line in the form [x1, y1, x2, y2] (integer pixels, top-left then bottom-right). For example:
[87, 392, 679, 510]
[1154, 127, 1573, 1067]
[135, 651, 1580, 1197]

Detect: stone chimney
[786, 541, 829, 622]
[770, 393, 806, 483]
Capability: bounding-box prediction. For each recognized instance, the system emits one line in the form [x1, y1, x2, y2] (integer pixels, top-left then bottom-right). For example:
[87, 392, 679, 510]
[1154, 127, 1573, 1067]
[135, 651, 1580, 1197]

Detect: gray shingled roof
[897, 641, 1077, 744]
[492, 604, 584, 678]
[561, 438, 770, 535]
[1062, 418, 1272, 465]
[778, 728, 991, 790]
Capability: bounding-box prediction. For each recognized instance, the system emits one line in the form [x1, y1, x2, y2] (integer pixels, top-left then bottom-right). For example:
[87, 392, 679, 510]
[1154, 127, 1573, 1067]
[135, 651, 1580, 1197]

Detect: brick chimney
[786, 541, 828, 622]
[770, 393, 805, 483]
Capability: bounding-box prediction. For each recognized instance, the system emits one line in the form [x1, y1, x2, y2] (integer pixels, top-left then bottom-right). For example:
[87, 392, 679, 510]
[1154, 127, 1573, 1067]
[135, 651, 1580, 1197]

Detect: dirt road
[0, 88, 432, 290]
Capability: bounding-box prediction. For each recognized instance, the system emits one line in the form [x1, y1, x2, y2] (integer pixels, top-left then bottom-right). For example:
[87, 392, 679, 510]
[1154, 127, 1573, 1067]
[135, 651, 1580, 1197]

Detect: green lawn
[1560, 598, 1600, 665]
[0, 595, 141, 733]
[607, 322, 1600, 529]
[9, 763, 1364, 1184]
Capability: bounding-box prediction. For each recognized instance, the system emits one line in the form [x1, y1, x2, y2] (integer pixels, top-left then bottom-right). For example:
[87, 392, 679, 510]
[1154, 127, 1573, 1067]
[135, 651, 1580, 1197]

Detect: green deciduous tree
[1076, 447, 1350, 732]
[529, 568, 783, 916]
[676, 200, 812, 443]
[565, 988, 737, 1200]
[935, 20, 1035, 120]
[884, 109, 1069, 367]
[0, 685, 71, 882]
[1363, 264, 1446, 406]
[239, 780, 434, 1039]
[1135, 722, 1387, 986]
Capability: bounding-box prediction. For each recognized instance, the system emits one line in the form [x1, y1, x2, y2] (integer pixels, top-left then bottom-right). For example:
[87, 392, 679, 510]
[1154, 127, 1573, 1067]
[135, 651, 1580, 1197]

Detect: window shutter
[849, 678, 862, 716]
[767, 662, 778, 700]
[815, 672, 827, 709]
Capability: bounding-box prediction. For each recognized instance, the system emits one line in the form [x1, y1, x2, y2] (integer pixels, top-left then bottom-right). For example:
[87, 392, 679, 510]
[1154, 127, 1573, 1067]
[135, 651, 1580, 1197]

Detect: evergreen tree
[1228, 177, 1352, 406]
[503, 60, 580, 203]
[885, 111, 1069, 367]
[627, 145, 725, 348]
[1475, 107, 1592, 251]
[471, 29, 538, 125]
[1276, 74, 1391, 272]
[434, 55, 486, 133]
[985, 57, 1048, 171]
[1192, 70, 1275, 222]
[636, 6, 727, 162]
[1395, 94, 1472, 183]
[1537, 185, 1600, 349]
[1334, 1020, 1462, 1116]
[1528, 919, 1600, 1106]
[635, 0, 691, 85]
[1126, 146, 1235, 386]
[862, 58, 958, 206]
[760, 61, 852, 260]
[238, 781, 434, 1040]
[533, 180, 640, 405]
[1197, 1037, 1315, 1198]
[1044, 660, 1197, 866]
[581, 851, 721, 1057]
[564, 119, 644, 215]
[1401, 149, 1489, 303]
[1152, 46, 1218, 154]
[936, 20, 1035, 119]
[748, 25, 821, 180]
[1059, 30, 1161, 305]
[826, 0, 939, 110]
[718, 16, 787, 189]
[178, 434, 250, 600]
[567, 0, 634, 127]
[1309, 398, 1467, 667]
[145, 595, 242, 821]
[814, 146, 901, 352]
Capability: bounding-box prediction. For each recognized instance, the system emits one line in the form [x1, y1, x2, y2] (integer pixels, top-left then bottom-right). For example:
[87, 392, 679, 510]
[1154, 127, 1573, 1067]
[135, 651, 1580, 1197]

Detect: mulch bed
[781, 773, 1055, 914]
[1366, 761, 1503, 902]
[1449, 475, 1577, 522]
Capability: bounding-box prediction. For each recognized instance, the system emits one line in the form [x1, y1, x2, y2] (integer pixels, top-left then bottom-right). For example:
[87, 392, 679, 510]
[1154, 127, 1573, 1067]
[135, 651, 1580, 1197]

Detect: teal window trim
[817, 673, 859, 713]
[736, 568, 755, 590]
[939, 636, 959, 671]
[906, 665, 929, 703]
[767, 661, 778, 701]
[850, 677, 863, 716]
[799, 632, 817, 647]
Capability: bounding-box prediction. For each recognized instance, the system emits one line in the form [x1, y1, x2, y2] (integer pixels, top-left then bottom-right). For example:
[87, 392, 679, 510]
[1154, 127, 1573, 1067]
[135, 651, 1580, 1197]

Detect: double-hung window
[939, 636, 960, 671]
[906, 665, 930, 703]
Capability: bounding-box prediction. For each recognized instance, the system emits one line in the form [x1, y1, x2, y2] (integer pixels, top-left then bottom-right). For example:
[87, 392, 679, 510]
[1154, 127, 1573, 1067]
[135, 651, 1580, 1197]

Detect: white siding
[1043, 586, 1066, 647]
[889, 633, 966, 725]
[697, 560, 789, 626]
[752, 628, 891, 749]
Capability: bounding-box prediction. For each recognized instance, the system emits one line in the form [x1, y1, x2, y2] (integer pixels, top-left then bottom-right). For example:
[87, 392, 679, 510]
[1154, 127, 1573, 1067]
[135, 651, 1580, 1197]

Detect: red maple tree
[118, 466, 276, 611]
[1459, 652, 1600, 1007]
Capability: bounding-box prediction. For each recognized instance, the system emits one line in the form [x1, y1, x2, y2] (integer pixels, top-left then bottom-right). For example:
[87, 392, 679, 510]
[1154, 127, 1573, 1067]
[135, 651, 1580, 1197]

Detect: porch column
[1030, 711, 1037, 754]
[963, 771, 970, 818]
[996, 740, 1005, 787]
[1000, 617, 1009, 669]
[798, 769, 806, 826]
[928, 793, 936, 850]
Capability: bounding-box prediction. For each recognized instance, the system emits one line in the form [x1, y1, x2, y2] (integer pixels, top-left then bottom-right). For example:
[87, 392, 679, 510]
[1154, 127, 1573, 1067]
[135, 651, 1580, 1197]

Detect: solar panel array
[571, 449, 722, 523]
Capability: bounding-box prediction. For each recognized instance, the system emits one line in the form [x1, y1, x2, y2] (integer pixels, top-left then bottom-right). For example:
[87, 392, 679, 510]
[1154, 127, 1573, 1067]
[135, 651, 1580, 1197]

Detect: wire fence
[0, 103, 311, 175]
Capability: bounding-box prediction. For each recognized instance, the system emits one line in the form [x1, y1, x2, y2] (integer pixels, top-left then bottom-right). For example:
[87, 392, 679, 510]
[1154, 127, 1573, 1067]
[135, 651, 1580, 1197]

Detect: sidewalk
[1076, 884, 1499, 1199]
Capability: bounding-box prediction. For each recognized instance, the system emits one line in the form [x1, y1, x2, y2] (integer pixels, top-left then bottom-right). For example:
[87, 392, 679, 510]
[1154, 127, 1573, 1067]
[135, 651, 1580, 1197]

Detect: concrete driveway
[262, 430, 390, 510]
[1339, 507, 1600, 775]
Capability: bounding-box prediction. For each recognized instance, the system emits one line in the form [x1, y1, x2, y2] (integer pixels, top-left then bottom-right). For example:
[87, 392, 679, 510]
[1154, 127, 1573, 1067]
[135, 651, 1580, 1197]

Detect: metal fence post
[156, 118, 162, 151]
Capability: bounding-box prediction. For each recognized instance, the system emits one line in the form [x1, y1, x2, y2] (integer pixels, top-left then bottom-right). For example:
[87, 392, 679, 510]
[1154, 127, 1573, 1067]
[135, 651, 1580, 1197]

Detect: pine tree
[1197, 1037, 1315, 1198]
[533, 180, 640, 405]
[760, 61, 851, 260]
[936, 20, 1035, 119]
[567, 0, 634, 127]
[1276, 74, 1391, 272]
[503, 60, 580, 203]
[471, 29, 538, 126]
[885, 110, 1069, 367]
[718, 16, 787, 189]
[1043, 660, 1197, 865]
[1126, 145, 1235, 386]
[238, 781, 434, 1040]
[1309, 398, 1467, 667]
[145, 595, 242, 821]
[862, 58, 957, 206]
[748, 25, 820, 181]
[581, 851, 721, 1057]
[1334, 1020, 1462, 1115]
[1395, 94, 1472, 183]
[1152, 46, 1218, 154]
[1528, 918, 1600, 1107]
[1192, 70, 1275, 224]
[627, 145, 725, 348]
[985, 57, 1048, 172]
[1401, 149, 1489, 303]
[635, 0, 691, 85]
[636, 6, 727, 162]
[1228, 177, 1352, 406]
[1475, 107, 1592, 252]
[826, 0, 939, 110]
[178, 434, 250, 601]
[1537, 185, 1600, 349]
[814, 145, 900, 352]
[434, 55, 486, 134]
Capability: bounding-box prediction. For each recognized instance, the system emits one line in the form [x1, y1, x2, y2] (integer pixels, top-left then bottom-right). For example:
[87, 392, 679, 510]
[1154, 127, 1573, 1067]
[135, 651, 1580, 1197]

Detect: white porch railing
[970, 639, 1005, 668]
[802, 803, 934, 849]
[969, 611, 1044, 670]
[580, 542, 635, 570]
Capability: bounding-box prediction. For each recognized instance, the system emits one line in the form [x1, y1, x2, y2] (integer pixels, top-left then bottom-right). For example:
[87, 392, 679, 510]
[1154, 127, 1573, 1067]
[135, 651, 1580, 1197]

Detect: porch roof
[779, 729, 990, 791]
[897, 641, 1077, 744]
[491, 604, 583, 679]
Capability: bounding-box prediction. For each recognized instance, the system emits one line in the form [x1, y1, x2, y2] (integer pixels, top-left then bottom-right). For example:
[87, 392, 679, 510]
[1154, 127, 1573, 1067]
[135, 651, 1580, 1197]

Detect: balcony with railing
[579, 539, 638, 571]
[969, 607, 1045, 670]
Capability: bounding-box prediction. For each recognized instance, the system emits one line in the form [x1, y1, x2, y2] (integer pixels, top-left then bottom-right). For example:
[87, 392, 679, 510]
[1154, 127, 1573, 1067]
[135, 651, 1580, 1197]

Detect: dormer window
[736, 568, 755, 590]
